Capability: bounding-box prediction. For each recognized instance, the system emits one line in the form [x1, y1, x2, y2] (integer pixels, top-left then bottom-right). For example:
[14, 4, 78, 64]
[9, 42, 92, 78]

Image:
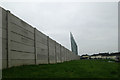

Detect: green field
[2, 59, 120, 79]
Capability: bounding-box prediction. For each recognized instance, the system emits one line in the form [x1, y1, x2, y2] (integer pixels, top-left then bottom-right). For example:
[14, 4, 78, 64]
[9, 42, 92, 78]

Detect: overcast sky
[0, 2, 118, 55]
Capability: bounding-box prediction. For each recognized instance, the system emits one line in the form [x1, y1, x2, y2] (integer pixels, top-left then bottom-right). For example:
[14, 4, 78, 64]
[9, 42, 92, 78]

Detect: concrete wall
[35, 29, 48, 64]
[48, 38, 56, 64]
[8, 12, 35, 67]
[1, 7, 80, 69]
[60, 46, 64, 62]
[2, 8, 7, 69]
[64, 48, 67, 61]
[0, 7, 2, 79]
[55, 42, 61, 63]
[66, 49, 69, 61]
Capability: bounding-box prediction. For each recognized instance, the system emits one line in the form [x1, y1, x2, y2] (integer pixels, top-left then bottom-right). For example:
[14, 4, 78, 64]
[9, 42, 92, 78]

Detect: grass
[2, 59, 120, 79]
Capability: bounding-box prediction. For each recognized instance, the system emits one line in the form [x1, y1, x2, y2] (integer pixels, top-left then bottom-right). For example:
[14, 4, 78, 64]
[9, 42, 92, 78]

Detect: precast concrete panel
[65, 48, 68, 61]
[36, 30, 47, 45]
[72, 52, 75, 60]
[7, 12, 35, 67]
[11, 41, 34, 53]
[48, 38, 56, 63]
[66, 49, 69, 61]
[67, 50, 69, 61]
[63, 47, 66, 62]
[10, 32, 34, 46]
[62, 47, 66, 62]
[2, 8, 7, 69]
[71, 52, 73, 60]
[73, 53, 75, 60]
[55, 42, 61, 63]
[67, 50, 70, 61]
[64, 48, 67, 61]
[2, 8, 7, 30]
[74, 53, 78, 60]
[76, 56, 79, 60]
[10, 59, 35, 67]
[66, 49, 70, 61]
[59, 44, 62, 62]
[10, 23, 34, 40]
[69, 51, 71, 61]
[68, 51, 71, 61]
[35, 29, 48, 64]
[10, 13, 34, 33]
[74, 55, 76, 60]
[60, 46, 64, 62]
[10, 51, 35, 59]
[68, 50, 71, 61]
[76, 55, 78, 60]
[68, 51, 70, 61]
[76, 55, 80, 60]
[70, 52, 72, 60]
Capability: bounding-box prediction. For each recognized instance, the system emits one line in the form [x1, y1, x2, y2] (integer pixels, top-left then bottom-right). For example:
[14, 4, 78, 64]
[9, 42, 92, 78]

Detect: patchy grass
[2, 59, 120, 79]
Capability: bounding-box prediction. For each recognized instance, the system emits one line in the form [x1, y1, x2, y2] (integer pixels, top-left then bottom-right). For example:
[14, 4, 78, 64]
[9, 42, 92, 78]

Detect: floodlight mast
[70, 32, 78, 55]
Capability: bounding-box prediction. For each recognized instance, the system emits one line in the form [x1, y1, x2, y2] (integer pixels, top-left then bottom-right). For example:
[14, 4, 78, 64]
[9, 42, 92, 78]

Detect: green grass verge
[2, 59, 120, 78]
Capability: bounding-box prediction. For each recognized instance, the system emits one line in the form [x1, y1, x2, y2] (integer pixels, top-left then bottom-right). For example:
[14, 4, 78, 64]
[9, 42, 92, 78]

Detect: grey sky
[0, 2, 118, 55]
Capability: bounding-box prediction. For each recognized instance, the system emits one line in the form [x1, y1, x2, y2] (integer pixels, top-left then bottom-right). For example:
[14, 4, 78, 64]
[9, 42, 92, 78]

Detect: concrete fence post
[47, 36, 49, 64]
[34, 28, 37, 64]
[0, 7, 2, 78]
[60, 44, 62, 62]
[55, 41, 57, 63]
[7, 10, 11, 68]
